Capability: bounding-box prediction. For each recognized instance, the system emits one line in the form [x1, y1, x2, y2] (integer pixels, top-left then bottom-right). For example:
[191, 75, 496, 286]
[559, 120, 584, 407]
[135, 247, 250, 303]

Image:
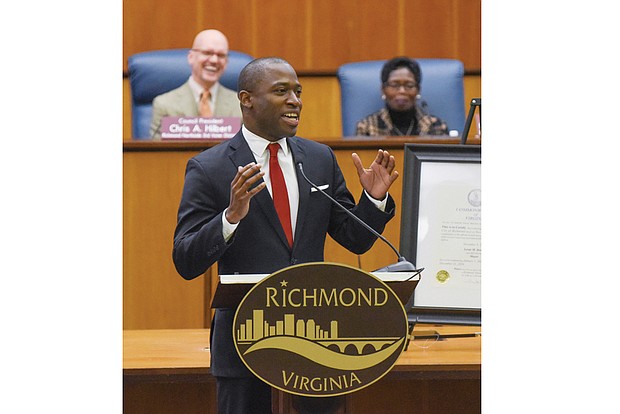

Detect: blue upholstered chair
[127, 49, 254, 139]
[336, 59, 465, 137]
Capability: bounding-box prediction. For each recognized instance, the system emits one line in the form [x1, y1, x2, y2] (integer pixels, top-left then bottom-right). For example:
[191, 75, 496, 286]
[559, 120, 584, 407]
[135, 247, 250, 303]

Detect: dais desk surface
[123, 324, 481, 379]
[123, 135, 480, 152]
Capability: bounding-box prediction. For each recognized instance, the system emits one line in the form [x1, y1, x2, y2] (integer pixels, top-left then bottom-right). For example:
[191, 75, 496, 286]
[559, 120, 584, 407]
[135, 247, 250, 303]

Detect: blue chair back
[336, 59, 465, 136]
[128, 49, 254, 139]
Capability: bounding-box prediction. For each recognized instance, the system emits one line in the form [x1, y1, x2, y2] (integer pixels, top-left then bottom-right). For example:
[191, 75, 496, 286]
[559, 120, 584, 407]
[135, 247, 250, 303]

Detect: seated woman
[355, 57, 448, 136]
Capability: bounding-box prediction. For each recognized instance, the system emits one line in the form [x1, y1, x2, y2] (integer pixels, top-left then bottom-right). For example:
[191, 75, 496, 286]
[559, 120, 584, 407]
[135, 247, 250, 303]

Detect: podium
[211, 263, 421, 413]
[212, 270, 420, 310]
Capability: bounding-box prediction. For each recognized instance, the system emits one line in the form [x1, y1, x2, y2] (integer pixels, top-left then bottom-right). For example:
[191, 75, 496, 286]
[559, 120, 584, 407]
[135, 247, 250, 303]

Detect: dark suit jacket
[173, 130, 395, 377]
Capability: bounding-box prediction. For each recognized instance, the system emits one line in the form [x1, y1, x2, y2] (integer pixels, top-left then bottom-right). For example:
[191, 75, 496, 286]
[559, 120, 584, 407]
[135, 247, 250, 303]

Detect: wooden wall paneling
[123, 0, 480, 73]
[251, 0, 310, 70]
[123, 150, 208, 329]
[123, 0, 202, 72]
[454, 0, 482, 69]
[403, 0, 458, 60]
[352, 0, 403, 63]
[199, 0, 256, 58]
[308, 0, 402, 71]
[295, 76, 342, 139]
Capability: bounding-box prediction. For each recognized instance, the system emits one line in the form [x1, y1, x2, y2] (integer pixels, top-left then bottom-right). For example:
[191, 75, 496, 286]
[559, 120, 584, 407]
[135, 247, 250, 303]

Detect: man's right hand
[225, 162, 266, 224]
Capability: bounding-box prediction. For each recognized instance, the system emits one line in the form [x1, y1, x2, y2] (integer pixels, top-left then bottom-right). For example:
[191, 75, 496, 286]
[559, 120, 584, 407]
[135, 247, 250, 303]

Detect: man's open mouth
[282, 112, 300, 126]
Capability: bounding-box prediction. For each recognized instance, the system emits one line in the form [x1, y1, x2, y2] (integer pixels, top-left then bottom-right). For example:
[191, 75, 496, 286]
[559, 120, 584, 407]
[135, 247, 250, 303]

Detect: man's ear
[238, 90, 252, 109]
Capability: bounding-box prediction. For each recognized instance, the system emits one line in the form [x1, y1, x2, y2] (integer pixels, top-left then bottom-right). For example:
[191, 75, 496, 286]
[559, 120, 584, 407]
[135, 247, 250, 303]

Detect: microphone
[417, 94, 430, 115]
[297, 163, 423, 274]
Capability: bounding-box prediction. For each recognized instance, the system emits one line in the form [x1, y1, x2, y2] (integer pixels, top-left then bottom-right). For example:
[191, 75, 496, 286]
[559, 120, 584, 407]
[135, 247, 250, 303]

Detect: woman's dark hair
[380, 56, 421, 88]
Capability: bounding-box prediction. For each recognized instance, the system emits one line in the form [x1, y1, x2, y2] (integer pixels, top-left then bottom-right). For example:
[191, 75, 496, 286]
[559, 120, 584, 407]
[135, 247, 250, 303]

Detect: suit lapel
[288, 138, 310, 251]
[228, 132, 292, 250]
[227, 131, 255, 167]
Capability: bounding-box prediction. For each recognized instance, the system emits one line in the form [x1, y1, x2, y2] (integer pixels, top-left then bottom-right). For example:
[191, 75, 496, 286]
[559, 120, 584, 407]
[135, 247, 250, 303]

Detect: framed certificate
[400, 144, 481, 325]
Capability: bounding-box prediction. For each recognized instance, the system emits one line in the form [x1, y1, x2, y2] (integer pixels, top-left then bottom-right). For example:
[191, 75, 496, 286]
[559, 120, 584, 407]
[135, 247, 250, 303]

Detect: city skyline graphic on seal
[233, 262, 409, 397]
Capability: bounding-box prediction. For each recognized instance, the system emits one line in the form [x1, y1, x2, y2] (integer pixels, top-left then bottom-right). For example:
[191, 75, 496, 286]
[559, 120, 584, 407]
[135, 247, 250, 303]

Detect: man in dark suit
[173, 57, 400, 414]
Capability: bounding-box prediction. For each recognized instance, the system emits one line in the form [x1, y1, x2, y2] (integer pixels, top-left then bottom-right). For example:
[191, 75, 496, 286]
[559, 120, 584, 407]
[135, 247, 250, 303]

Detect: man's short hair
[238, 57, 290, 92]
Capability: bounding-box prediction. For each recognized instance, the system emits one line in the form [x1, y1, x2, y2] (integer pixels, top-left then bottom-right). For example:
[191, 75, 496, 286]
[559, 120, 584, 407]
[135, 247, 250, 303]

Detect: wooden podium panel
[123, 150, 211, 330]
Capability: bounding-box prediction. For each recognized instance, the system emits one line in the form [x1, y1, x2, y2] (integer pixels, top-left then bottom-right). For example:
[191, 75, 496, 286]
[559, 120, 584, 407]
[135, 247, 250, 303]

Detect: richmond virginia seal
[233, 262, 409, 397]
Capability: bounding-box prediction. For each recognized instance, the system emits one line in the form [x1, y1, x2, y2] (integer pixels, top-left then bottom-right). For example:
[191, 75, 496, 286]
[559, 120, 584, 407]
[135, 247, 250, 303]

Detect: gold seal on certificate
[436, 270, 450, 284]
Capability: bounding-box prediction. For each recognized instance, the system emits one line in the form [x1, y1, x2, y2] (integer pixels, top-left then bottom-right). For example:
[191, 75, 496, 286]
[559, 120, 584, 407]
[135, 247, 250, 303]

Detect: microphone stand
[297, 163, 423, 276]
[461, 97, 481, 145]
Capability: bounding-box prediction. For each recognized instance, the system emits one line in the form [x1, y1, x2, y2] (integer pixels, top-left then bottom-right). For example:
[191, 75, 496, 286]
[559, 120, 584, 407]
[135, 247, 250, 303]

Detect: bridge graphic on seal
[237, 310, 400, 354]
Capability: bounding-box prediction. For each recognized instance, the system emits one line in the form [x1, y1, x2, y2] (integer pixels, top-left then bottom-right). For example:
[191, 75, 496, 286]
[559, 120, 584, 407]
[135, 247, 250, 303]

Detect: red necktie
[268, 143, 293, 247]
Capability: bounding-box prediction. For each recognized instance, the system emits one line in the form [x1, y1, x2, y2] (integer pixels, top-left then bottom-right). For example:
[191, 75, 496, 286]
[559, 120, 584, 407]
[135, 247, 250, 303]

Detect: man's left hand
[351, 149, 399, 200]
